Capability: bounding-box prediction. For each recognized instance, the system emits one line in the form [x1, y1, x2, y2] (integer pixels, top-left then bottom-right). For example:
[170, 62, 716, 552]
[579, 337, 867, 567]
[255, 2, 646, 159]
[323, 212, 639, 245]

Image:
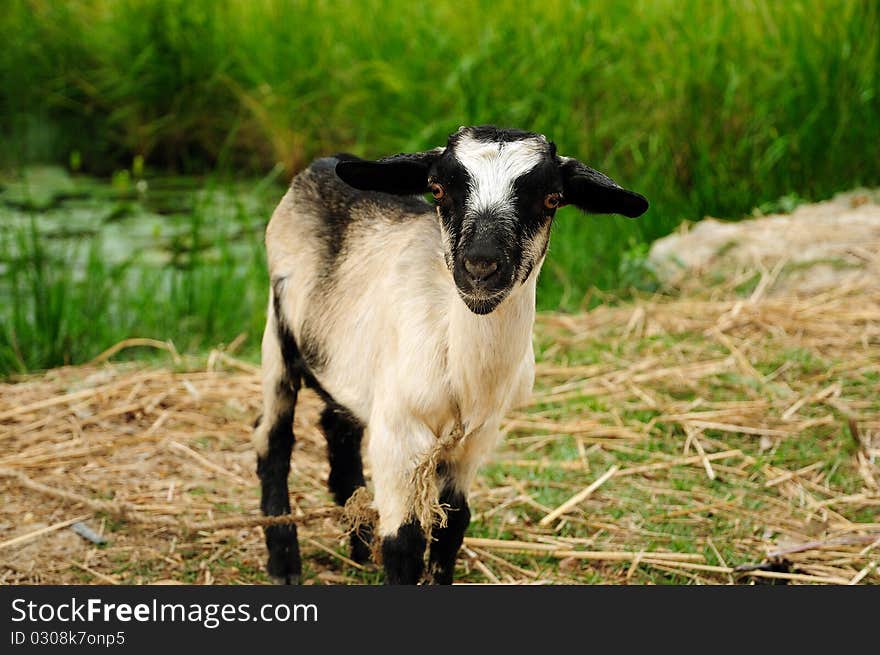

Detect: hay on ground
[1, 265, 878, 584]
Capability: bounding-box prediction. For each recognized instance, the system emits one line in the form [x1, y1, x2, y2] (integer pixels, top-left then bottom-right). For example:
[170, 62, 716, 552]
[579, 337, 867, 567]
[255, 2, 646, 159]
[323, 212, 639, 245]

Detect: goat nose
[464, 256, 499, 281]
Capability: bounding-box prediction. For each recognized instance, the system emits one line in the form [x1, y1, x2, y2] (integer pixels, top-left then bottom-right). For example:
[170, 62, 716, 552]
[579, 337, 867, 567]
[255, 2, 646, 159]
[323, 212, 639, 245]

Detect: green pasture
[1, 0, 878, 374]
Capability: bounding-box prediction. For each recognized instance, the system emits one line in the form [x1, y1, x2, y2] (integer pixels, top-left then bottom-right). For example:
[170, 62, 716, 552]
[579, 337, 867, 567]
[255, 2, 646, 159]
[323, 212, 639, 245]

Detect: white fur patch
[454, 134, 545, 216]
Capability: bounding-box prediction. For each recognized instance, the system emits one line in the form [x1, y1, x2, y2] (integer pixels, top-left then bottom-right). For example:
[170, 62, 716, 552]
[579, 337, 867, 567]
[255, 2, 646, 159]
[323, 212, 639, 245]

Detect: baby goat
[253, 125, 648, 584]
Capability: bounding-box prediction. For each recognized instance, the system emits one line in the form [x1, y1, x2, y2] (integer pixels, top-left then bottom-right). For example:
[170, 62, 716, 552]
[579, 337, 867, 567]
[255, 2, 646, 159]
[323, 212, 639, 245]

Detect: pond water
[0, 166, 283, 274]
[0, 166, 290, 373]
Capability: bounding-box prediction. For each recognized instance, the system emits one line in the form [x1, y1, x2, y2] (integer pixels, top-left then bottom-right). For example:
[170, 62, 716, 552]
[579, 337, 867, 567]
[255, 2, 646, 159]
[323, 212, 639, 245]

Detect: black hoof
[382, 521, 427, 585]
[266, 523, 302, 585]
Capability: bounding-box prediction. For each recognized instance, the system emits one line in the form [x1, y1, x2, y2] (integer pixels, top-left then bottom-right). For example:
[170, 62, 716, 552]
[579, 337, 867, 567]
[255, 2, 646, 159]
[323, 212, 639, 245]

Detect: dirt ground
[2, 195, 879, 585]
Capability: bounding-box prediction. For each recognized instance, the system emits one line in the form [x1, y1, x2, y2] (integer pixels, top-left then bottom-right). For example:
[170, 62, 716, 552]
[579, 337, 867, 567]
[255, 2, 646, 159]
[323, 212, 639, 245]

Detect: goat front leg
[368, 415, 436, 585]
[426, 424, 501, 583]
[426, 472, 471, 585]
[380, 520, 427, 585]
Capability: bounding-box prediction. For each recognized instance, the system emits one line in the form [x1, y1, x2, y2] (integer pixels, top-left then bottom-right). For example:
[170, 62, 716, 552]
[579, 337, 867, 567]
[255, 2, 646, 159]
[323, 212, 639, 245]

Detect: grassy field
[1, 1, 877, 586]
[1, 1, 879, 375]
[1, 263, 877, 585]
[0, 168, 276, 375]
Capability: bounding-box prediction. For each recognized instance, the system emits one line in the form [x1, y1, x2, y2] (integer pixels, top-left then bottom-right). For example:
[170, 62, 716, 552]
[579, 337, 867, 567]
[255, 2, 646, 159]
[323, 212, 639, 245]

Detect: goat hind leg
[253, 321, 302, 584]
[320, 404, 372, 563]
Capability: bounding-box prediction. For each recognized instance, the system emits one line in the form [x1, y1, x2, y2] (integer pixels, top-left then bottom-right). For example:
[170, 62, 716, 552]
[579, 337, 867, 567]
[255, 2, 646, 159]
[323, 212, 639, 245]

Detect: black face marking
[381, 520, 427, 585]
[426, 126, 562, 314]
[329, 127, 647, 316]
[511, 158, 560, 280]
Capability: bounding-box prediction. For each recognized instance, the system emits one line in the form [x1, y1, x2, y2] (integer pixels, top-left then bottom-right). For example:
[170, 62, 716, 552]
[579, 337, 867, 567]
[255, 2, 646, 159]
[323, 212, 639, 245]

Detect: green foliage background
[1, 0, 878, 373]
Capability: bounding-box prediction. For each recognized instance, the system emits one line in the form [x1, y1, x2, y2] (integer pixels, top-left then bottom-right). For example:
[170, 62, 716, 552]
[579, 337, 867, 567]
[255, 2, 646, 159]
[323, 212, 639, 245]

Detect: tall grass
[0, 198, 269, 375]
[0, 0, 878, 372]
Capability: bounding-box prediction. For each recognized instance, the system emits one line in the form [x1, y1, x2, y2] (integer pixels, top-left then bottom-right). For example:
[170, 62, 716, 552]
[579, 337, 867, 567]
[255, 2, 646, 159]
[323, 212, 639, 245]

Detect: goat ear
[559, 157, 648, 218]
[335, 148, 443, 195]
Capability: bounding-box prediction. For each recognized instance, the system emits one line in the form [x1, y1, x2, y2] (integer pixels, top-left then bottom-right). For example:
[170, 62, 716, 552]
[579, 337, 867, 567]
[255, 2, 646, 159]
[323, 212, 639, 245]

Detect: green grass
[2, 2, 879, 286]
[452, 320, 875, 584]
[0, 170, 274, 374]
[4, 271, 876, 585]
[1, 0, 878, 374]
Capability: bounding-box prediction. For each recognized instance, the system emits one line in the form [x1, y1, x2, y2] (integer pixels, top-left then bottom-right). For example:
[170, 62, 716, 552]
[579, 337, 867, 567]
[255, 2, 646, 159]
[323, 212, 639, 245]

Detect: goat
[252, 125, 648, 584]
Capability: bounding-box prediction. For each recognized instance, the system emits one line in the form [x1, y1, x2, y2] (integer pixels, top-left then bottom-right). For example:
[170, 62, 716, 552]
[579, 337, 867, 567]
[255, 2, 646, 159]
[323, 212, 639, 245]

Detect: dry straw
[1, 255, 878, 584]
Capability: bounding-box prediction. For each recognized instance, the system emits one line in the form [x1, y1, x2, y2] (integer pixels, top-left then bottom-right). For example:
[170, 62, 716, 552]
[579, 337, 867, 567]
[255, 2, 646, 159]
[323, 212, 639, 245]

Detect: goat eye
[430, 182, 445, 200]
[544, 193, 561, 209]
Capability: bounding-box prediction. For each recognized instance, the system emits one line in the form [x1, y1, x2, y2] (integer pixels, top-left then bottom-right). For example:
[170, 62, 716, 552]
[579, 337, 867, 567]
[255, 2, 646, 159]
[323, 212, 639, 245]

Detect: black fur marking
[303, 159, 359, 269]
[272, 280, 335, 404]
[321, 405, 366, 505]
[320, 404, 372, 563]
[512, 160, 560, 282]
[257, 404, 301, 584]
[271, 283, 371, 565]
[431, 153, 471, 266]
[429, 126, 560, 314]
[428, 485, 471, 585]
[297, 156, 433, 290]
[272, 281, 305, 389]
[450, 125, 543, 145]
[382, 521, 427, 585]
[299, 320, 329, 373]
[259, 285, 337, 583]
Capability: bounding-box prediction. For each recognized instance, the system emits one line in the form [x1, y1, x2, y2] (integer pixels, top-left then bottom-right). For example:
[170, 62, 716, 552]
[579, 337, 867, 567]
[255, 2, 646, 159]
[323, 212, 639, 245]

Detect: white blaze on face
[453, 134, 546, 218]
